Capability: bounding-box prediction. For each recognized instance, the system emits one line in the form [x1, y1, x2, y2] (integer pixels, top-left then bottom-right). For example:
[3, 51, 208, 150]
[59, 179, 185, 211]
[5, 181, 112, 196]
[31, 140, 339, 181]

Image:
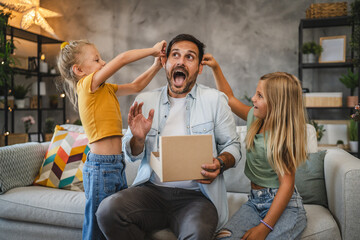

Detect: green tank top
[244, 108, 279, 188]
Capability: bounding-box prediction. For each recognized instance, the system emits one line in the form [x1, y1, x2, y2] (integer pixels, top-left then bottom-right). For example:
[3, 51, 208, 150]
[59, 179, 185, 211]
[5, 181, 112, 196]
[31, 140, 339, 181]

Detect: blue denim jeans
[218, 188, 307, 240]
[82, 152, 127, 240]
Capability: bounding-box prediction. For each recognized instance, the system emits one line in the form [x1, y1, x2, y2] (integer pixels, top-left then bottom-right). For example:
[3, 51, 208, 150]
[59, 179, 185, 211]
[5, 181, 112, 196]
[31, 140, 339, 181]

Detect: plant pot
[50, 100, 58, 109]
[303, 54, 309, 63]
[349, 141, 358, 153]
[308, 53, 316, 63]
[15, 99, 26, 108]
[347, 96, 358, 107]
[44, 133, 53, 142]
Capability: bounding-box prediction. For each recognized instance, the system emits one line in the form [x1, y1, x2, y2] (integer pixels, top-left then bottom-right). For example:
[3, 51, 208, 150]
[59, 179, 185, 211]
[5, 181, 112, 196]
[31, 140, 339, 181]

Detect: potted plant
[49, 94, 58, 108]
[21, 115, 35, 133]
[310, 120, 326, 142]
[73, 119, 82, 125]
[302, 41, 323, 63]
[349, 119, 358, 152]
[44, 118, 55, 141]
[339, 68, 359, 107]
[350, 104, 360, 152]
[0, 10, 15, 106]
[12, 84, 31, 108]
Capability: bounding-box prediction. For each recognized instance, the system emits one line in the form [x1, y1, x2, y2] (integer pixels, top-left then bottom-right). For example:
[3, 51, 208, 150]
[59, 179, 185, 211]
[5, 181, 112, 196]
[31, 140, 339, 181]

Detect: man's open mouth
[173, 69, 187, 87]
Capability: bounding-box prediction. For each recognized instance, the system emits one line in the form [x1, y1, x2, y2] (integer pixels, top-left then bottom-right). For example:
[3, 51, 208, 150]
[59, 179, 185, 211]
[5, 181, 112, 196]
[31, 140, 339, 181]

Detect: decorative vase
[50, 99, 58, 109]
[349, 141, 358, 152]
[308, 53, 316, 63]
[347, 96, 358, 107]
[15, 99, 26, 108]
[303, 54, 309, 63]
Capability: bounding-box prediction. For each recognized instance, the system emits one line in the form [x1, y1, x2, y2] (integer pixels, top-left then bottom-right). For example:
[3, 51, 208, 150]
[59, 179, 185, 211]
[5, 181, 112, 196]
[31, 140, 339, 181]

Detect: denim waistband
[250, 187, 298, 198]
[87, 152, 124, 164]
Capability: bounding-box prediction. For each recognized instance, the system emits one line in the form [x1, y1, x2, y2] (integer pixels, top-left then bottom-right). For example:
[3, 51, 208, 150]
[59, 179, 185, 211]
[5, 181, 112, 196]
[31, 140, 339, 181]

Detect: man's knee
[96, 194, 121, 228]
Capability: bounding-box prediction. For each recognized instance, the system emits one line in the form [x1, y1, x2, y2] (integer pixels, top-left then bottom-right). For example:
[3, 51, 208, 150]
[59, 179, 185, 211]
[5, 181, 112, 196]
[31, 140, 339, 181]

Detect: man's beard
[166, 66, 198, 95]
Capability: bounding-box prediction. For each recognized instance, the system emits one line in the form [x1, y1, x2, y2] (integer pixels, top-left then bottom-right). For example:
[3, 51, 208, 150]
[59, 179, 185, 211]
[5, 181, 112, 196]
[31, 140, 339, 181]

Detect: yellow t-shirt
[77, 72, 123, 143]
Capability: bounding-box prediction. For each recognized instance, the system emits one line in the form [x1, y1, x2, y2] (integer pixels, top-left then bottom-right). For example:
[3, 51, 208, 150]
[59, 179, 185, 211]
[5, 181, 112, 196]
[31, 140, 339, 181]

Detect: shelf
[9, 108, 64, 111]
[12, 68, 60, 77]
[40, 108, 65, 111]
[6, 26, 62, 44]
[301, 62, 353, 69]
[306, 107, 354, 109]
[299, 16, 360, 156]
[300, 16, 352, 28]
[2, 26, 66, 146]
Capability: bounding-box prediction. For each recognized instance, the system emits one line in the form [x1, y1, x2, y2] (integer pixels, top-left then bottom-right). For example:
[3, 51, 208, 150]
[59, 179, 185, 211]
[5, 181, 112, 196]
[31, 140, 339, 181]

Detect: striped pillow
[34, 125, 89, 191]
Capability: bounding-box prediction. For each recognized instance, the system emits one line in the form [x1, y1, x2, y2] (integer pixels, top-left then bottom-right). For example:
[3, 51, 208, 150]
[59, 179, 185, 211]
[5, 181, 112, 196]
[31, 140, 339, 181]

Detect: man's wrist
[216, 157, 225, 174]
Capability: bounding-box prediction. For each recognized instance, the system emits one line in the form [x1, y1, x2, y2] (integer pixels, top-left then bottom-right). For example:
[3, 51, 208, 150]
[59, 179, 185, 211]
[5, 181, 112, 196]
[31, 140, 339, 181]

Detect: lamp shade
[31, 82, 46, 96]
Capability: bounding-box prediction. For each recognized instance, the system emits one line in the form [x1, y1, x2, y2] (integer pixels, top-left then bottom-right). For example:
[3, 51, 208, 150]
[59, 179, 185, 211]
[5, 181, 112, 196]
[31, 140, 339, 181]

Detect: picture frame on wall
[319, 35, 346, 63]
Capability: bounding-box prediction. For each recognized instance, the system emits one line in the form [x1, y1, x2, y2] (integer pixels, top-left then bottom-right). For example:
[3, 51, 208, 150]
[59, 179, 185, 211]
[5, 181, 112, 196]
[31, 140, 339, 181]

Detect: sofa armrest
[0, 142, 49, 194]
[324, 149, 360, 240]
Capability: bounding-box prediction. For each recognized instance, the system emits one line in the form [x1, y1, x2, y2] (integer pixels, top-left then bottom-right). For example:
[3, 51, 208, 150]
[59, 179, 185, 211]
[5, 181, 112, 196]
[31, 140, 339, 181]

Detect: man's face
[164, 40, 203, 98]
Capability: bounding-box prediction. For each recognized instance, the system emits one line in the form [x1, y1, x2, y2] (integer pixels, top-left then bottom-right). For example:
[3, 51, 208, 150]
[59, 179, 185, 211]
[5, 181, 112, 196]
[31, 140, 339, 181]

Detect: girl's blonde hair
[245, 72, 308, 176]
[57, 40, 93, 110]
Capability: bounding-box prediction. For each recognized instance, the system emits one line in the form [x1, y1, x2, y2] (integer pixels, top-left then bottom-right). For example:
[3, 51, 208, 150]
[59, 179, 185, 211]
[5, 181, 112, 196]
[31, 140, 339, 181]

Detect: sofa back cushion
[0, 142, 47, 194]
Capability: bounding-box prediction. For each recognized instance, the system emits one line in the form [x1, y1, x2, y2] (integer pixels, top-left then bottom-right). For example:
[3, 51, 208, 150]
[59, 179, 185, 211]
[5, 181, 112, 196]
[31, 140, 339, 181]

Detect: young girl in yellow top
[203, 55, 307, 240]
[57, 39, 166, 240]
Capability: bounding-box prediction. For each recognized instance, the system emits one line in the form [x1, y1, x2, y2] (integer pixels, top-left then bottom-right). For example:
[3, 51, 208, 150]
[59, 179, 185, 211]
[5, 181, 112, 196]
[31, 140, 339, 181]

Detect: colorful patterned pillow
[34, 125, 89, 191]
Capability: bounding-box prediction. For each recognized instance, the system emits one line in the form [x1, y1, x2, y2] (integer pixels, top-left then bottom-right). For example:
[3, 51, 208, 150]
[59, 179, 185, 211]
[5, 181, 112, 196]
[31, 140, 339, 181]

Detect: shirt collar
[160, 83, 198, 105]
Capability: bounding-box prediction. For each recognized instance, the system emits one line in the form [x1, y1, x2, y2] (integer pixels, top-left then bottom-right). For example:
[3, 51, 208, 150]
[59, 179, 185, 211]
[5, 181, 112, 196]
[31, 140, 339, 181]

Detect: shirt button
[158, 131, 160, 134]
[164, 115, 167, 118]
[187, 126, 190, 129]
[203, 129, 206, 131]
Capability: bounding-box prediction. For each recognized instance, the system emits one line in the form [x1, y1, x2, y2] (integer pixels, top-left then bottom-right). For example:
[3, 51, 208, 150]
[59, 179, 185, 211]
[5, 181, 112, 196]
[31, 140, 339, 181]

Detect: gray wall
[37, 0, 357, 127]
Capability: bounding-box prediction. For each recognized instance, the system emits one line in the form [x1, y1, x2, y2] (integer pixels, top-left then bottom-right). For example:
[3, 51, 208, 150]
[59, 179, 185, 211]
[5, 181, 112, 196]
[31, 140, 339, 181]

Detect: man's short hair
[166, 34, 206, 64]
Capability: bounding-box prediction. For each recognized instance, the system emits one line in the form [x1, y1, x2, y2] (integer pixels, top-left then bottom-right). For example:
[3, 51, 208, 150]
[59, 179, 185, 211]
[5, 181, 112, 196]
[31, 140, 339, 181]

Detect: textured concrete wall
[8, 0, 356, 129]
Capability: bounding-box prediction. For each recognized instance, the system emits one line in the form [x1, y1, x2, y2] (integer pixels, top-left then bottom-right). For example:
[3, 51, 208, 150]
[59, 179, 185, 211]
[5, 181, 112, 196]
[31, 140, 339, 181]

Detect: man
[96, 34, 241, 240]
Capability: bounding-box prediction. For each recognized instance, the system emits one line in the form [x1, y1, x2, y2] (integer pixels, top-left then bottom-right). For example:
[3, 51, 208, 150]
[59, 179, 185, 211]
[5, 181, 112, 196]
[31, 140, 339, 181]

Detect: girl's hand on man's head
[201, 53, 218, 69]
[152, 40, 167, 57]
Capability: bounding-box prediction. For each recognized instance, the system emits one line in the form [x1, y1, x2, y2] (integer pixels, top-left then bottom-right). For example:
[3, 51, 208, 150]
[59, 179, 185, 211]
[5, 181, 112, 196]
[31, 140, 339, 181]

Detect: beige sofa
[0, 125, 359, 240]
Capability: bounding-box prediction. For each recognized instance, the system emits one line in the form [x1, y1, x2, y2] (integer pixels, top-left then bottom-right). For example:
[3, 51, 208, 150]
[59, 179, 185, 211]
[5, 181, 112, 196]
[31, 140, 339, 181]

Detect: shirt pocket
[147, 128, 158, 137]
[146, 128, 158, 151]
[191, 121, 214, 135]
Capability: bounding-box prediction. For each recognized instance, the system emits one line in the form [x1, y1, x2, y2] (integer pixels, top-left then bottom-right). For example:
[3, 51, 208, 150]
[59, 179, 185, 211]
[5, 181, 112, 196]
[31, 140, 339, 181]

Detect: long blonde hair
[245, 72, 307, 176]
[57, 40, 93, 110]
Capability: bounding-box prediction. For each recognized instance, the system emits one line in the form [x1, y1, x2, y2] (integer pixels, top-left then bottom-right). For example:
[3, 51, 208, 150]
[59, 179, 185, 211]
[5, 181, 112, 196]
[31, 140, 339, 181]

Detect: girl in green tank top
[203, 54, 307, 240]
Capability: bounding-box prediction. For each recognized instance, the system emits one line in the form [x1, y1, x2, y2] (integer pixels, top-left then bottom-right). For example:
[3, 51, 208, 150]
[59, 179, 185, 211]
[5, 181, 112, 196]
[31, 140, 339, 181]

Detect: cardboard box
[304, 92, 342, 107]
[150, 135, 213, 182]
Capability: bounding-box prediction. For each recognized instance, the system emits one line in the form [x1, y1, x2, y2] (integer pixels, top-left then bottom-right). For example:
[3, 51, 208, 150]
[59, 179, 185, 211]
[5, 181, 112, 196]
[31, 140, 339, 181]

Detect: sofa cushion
[0, 142, 46, 194]
[34, 126, 89, 191]
[295, 150, 328, 207]
[0, 186, 85, 229]
[301, 205, 341, 239]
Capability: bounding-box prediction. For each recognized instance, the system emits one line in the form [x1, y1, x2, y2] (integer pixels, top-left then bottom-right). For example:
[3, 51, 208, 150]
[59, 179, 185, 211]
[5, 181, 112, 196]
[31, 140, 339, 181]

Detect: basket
[303, 92, 343, 107]
[306, 2, 347, 19]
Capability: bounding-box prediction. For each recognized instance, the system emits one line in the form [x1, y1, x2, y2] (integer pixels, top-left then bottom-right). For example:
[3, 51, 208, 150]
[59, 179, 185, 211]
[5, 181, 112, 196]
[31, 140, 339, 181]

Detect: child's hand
[240, 224, 270, 240]
[153, 57, 162, 70]
[152, 40, 167, 57]
[201, 53, 219, 69]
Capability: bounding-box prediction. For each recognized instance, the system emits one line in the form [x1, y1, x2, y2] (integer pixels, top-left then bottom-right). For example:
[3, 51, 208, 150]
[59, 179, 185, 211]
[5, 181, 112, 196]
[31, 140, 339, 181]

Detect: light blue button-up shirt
[123, 83, 241, 229]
